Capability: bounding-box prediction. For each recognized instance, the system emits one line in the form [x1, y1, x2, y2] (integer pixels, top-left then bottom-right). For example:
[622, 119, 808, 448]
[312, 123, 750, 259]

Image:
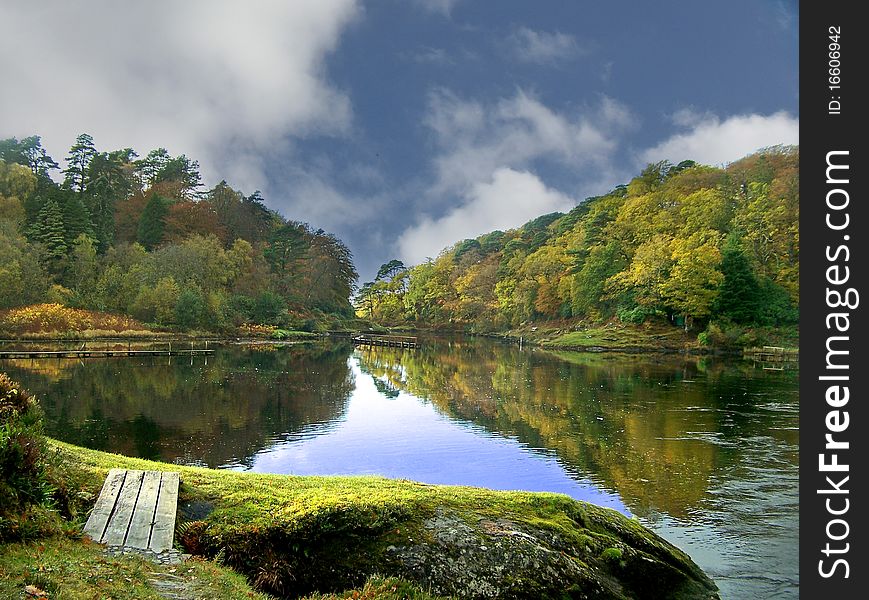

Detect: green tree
[63, 133, 97, 193]
[67, 234, 100, 304]
[137, 194, 169, 250]
[175, 287, 207, 328]
[86, 148, 140, 251]
[0, 222, 49, 308]
[0, 136, 59, 179]
[29, 199, 68, 261]
[61, 192, 94, 245]
[714, 237, 761, 324]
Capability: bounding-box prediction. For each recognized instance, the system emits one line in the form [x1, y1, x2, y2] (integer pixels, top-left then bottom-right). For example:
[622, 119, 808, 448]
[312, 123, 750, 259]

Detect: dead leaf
[24, 585, 48, 598]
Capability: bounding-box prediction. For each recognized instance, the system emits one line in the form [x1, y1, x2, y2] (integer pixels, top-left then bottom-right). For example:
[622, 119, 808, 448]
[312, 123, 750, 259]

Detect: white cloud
[641, 111, 799, 166]
[410, 0, 462, 15]
[425, 89, 635, 197]
[510, 28, 584, 64]
[397, 168, 575, 265]
[0, 0, 359, 187]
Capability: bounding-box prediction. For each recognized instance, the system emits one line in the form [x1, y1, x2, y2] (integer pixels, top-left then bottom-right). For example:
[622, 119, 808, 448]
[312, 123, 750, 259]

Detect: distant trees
[0, 133, 359, 330]
[358, 147, 799, 333]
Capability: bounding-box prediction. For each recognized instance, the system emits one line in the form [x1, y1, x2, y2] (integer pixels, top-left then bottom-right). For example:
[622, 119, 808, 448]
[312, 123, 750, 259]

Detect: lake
[1, 337, 799, 598]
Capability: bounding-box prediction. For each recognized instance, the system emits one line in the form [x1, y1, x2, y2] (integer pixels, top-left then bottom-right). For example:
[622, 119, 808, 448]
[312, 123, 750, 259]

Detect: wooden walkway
[351, 334, 418, 348]
[83, 469, 180, 552]
[0, 349, 213, 359]
[0, 342, 213, 359]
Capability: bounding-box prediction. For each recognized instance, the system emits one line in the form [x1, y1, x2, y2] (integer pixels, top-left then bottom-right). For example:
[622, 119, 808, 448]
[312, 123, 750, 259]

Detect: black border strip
[800, 2, 866, 595]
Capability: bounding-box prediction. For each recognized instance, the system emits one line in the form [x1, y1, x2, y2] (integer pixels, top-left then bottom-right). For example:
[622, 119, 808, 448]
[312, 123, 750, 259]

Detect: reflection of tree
[355, 340, 798, 519]
[4, 343, 355, 467]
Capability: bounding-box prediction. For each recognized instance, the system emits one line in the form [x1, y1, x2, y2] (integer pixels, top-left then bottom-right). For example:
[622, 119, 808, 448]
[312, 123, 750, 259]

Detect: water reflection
[2, 337, 799, 598]
[4, 343, 354, 467]
[247, 358, 626, 512]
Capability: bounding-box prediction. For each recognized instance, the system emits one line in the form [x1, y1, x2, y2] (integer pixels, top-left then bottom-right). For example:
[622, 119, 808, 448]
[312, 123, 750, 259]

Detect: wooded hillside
[0, 135, 357, 332]
[359, 147, 798, 338]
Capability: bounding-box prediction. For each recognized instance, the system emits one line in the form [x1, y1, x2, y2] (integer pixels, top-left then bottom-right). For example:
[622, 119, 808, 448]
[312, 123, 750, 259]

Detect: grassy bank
[466, 319, 799, 354]
[38, 441, 717, 599]
[0, 303, 377, 341]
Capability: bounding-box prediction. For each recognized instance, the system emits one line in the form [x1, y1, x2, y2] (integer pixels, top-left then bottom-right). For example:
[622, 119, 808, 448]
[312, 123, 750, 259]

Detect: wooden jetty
[0, 341, 213, 359]
[743, 345, 799, 362]
[744, 345, 798, 370]
[351, 334, 419, 349]
[83, 469, 180, 552]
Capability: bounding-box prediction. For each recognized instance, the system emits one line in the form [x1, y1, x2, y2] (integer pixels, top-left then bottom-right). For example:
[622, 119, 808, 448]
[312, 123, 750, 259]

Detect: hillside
[359, 147, 799, 348]
[0, 135, 357, 335]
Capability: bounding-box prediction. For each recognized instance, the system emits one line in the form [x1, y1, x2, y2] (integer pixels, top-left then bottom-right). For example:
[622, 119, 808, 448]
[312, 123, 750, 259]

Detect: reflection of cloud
[397, 168, 574, 265]
[641, 111, 799, 166]
[0, 0, 359, 187]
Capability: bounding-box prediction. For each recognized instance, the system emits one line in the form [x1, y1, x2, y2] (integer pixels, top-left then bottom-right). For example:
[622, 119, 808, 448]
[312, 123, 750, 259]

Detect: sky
[0, 0, 799, 282]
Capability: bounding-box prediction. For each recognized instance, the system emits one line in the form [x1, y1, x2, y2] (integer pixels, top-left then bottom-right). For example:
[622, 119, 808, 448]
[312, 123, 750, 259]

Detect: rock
[192, 498, 718, 600]
[382, 508, 718, 599]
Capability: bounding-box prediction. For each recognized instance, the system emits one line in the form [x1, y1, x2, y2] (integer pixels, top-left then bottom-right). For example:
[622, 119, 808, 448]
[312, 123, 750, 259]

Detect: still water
[2, 338, 798, 598]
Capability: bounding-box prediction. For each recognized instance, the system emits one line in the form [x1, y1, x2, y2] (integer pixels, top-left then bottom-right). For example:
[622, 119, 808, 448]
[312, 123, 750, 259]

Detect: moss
[49, 440, 718, 599]
[601, 547, 623, 562]
[0, 534, 272, 600]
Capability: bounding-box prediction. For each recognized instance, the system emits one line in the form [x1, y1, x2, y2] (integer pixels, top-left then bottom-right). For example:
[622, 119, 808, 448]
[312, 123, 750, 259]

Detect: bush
[0, 373, 54, 541]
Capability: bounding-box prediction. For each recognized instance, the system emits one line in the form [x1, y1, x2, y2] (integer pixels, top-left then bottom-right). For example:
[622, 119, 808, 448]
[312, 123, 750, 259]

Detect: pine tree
[137, 194, 168, 250]
[29, 199, 68, 260]
[63, 133, 97, 193]
[62, 193, 95, 244]
[714, 236, 761, 324]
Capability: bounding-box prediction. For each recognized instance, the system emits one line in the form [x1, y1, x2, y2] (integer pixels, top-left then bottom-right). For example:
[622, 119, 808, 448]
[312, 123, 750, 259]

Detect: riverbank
[3, 439, 719, 599]
[394, 319, 798, 355]
[0, 303, 376, 342]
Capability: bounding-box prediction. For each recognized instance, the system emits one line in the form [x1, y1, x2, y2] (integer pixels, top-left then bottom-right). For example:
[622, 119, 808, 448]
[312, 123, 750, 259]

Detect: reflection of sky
[238, 357, 628, 515]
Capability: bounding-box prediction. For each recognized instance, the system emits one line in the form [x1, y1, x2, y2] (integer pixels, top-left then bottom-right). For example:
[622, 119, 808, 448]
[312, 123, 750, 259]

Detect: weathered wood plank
[82, 468, 127, 543]
[125, 471, 162, 549]
[148, 472, 180, 552]
[102, 470, 145, 546]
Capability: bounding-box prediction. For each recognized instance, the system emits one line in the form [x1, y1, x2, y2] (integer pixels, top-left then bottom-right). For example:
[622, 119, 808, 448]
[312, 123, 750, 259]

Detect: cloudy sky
[0, 0, 798, 281]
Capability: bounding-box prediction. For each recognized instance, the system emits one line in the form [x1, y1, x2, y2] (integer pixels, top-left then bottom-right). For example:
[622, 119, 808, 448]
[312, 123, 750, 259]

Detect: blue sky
[0, 1, 798, 281]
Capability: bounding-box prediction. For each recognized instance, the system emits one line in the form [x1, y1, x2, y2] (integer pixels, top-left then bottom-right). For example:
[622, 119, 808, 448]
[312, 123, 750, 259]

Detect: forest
[357, 146, 799, 344]
[0, 135, 357, 333]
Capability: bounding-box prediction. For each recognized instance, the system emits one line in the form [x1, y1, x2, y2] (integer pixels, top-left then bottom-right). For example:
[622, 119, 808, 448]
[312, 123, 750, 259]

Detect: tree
[659, 235, 723, 330]
[61, 192, 94, 245]
[376, 259, 406, 282]
[63, 133, 97, 193]
[153, 155, 201, 199]
[29, 199, 68, 261]
[0, 161, 37, 229]
[0, 136, 59, 179]
[136, 148, 171, 187]
[175, 287, 207, 328]
[86, 148, 140, 250]
[137, 194, 169, 250]
[0, 222, 49, 308]
[67, 234, 100, 304]
[714, 237, 761, 324]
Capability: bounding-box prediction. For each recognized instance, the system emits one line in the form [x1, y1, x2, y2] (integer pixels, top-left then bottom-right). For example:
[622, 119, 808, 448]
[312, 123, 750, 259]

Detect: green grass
[0, 535, 271, 600]
[536, 322, 694, 351]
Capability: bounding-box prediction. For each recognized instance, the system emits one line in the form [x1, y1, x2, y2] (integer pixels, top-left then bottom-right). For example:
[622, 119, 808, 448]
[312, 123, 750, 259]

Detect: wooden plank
[102, 470, 144, 546]
[82, 469, 127, 543]
[125, 471, 162, 549]
[148, 472, 180, 552]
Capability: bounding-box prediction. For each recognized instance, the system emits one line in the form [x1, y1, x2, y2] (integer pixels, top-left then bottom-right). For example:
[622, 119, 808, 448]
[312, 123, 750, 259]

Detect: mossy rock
[53, 441, 719, 599]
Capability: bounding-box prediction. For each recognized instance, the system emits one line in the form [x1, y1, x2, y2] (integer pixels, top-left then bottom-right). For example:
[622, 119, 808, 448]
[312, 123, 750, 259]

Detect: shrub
[0, 303, 145, 336]
[0, 373, 55, 541]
